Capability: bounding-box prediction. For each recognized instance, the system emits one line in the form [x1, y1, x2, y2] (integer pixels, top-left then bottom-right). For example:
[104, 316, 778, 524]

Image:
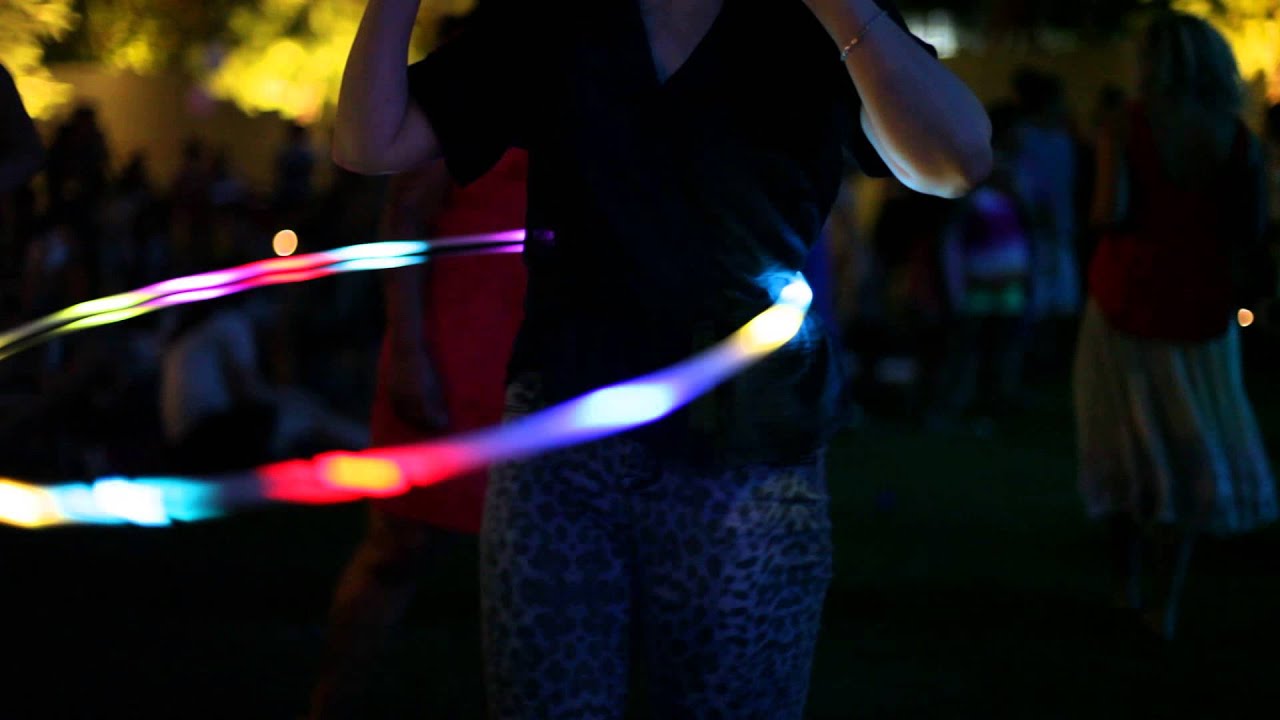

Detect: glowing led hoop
[0, 273, 814, 529]
[0, 231, 525, 362]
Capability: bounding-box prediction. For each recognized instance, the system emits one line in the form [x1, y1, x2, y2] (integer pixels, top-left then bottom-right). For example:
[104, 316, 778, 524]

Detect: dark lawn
[3, 375, 1278, 719]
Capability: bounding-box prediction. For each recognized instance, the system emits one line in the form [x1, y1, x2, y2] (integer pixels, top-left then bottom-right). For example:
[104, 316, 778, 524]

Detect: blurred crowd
[2, 60, 1278, 480]
[826, 68, 1101, 430]
[831, 67, 1280, 434]
[0, 101, 381, 480]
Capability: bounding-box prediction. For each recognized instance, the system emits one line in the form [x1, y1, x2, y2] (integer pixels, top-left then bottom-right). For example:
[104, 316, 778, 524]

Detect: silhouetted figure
[310, 148, 527, 720]
[100, 152, 158, 293]
[44, 104, 108, 213]
[0, 63, 44, 280]
[169, 137, 214, 273]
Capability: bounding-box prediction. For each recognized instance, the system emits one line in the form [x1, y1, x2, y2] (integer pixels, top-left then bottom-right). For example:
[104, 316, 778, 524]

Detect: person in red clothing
[309, 147, 527, 719]
[1075, 11, 1277, 642]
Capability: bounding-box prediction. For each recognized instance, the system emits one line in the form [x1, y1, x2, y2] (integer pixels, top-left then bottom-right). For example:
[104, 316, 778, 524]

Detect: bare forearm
[807, 0, 991, 197]
[334, 0, 437, 174]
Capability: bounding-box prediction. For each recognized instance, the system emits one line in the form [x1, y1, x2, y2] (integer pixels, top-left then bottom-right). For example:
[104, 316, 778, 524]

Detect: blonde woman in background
[1076, 11, 1277, 641]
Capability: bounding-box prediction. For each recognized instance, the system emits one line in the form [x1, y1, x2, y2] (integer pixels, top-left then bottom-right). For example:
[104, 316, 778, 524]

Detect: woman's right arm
[333, 0, 441, 175]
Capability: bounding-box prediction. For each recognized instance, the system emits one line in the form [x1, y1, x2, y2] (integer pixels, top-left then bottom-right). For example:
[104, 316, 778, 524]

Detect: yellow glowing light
[1238, 308, 1256, 327]
[322, 455, 406, 494]
[735, 305, 807, 354]
[61, 307, 151, 331]
[273, 229, 300, 257]
[0, 479, 63, 529]
[59, 293, 149, 320]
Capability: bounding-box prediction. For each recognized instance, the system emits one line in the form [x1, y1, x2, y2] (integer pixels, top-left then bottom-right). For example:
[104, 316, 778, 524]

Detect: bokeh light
[273, 229, 299, 256]
[1239, 308, 1255, 328]
[0, 0, 78, 119]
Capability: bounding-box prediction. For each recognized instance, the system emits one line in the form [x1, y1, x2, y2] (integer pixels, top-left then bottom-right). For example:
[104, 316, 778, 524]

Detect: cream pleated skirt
[1074, 301, 1277, 534]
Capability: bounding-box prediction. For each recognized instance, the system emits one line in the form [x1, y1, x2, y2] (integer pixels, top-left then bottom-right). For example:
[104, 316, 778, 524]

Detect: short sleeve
[843, 1, 938, 178]
[407, 2, 530, 185]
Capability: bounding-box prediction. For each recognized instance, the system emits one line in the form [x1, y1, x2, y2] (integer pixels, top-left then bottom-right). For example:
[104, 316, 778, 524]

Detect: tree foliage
[0, 0, 78, 118]
[203, 0, 475, 124]
[1169, 0, 1280, 101]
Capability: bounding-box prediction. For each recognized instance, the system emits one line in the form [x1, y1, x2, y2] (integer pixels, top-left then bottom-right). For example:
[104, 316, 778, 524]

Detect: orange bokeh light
[273, 229, 299, 257]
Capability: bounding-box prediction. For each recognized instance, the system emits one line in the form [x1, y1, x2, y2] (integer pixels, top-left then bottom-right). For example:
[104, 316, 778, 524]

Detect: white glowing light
[778, 279, 814, 308]
[330, 241, 429, 261]
[333, 257, 423, 272]
[92, 479, 169, 527]
[573, 383, 679, 429]
[904, 10, 961, 58]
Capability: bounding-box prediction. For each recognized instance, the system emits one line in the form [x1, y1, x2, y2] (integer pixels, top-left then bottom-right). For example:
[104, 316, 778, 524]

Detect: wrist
[810, 0, 883, 48]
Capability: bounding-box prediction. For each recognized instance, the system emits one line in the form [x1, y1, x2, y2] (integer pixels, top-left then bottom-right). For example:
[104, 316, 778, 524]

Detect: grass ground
[3, 375, 1278, 719]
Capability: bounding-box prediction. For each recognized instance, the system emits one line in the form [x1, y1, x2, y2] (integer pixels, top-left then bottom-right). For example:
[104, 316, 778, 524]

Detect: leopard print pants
[481, 376, 833, 719]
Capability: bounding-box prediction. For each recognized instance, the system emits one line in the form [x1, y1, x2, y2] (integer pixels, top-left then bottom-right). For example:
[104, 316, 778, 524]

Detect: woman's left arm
[804, 0, 992, 198]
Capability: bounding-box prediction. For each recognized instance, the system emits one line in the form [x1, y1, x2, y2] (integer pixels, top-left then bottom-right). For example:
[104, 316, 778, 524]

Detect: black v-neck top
[409, 0, 932, 466]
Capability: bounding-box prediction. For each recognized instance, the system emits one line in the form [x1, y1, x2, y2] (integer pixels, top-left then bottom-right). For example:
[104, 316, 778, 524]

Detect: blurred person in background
[159, 290, 368, 475]
[1076, 11, 1277, 641]
[860, 176, 952, 414]
[1013, 68, 1082, 373]
[45, 104, 109, 294]
[99, 152, 157, 294]
[929, 104, 1033, 431]
[312, 11, 528, 712]
[169, 137, 214, 274]
[44, 104, 109, 213]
